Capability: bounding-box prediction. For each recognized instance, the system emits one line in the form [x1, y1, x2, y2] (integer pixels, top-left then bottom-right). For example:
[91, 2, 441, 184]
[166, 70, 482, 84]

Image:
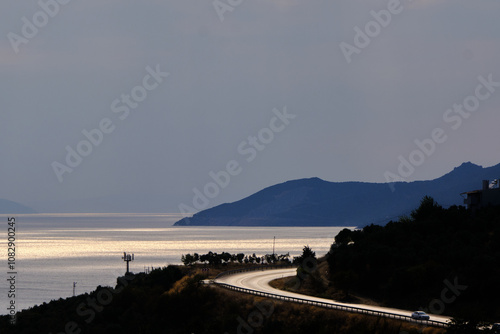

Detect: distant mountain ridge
[0, 199, 36, 214]
[174, 162, 500, 227]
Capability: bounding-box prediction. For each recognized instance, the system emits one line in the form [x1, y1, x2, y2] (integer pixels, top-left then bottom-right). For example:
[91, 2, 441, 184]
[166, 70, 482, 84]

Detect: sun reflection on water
[0, 214, 352, 313]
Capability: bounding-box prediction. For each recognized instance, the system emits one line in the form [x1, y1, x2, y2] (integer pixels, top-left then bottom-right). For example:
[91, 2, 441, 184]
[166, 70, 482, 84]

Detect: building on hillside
[461, 179, 500, 211]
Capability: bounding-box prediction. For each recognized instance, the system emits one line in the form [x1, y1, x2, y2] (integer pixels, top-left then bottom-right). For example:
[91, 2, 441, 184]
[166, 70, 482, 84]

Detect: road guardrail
[214, 267, 449, 328]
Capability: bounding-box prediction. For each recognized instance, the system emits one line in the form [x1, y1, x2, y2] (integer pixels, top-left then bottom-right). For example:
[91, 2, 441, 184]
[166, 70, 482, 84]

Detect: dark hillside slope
[328, 201, 500, 321]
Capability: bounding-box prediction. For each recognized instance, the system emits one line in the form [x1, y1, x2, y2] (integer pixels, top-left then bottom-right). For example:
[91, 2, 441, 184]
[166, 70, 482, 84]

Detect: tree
[199, 253, 209, 264]
[294, 245, 317, 277]
[410, 195, 443, 221]
[265, 253, 279, 264]
[335, 228, 353, 246]
[249, 253, 257, 264]
[181, 253, 196, 266]
[294, 245, 316, 265]
[277, 253, 291, 263]
[236, 253, 245, 264]
[220, 252, 232, 263]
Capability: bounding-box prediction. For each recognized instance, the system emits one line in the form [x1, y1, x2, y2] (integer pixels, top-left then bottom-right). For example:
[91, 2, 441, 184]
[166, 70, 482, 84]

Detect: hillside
[0, 199, 36, 214]
[0, 266, 445, 334]
[174, 162, 500, 227]
[326, 200, 500, 322]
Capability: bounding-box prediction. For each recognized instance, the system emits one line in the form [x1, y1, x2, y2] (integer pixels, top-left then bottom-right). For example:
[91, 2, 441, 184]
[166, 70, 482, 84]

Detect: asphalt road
[215, 268, 451, 325]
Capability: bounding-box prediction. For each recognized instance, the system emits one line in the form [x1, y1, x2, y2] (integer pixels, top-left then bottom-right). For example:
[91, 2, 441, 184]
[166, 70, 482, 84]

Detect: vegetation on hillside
[181, 251, 292, 266]
[0, 264, 442, 334]
[327, 197, 500, 323]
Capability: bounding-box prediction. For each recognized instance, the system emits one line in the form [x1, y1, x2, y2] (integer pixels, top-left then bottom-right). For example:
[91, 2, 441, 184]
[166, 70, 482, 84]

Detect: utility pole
[122, 252, 134, 274]
[73, 282, 77, 297]
[273, 236, 276, 257]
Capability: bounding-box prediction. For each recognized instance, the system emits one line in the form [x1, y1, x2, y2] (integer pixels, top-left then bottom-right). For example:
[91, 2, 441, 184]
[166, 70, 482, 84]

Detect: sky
[1, 0, 499, 214]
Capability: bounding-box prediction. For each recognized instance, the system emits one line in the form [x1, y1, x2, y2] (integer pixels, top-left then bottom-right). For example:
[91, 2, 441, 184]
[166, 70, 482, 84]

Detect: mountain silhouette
[0, 199, 36, 214]
[174, 162, 500, 227]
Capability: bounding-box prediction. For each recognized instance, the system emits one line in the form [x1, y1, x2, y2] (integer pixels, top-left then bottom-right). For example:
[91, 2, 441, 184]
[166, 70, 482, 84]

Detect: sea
[0, 213, 350, 315]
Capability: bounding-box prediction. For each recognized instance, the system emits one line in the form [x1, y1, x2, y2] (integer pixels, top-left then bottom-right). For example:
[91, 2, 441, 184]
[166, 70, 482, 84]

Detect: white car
[411, 311, 430, 320]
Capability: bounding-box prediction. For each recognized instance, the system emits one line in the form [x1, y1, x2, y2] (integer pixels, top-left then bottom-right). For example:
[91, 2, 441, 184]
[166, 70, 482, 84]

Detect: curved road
[215, 268, 451, 325]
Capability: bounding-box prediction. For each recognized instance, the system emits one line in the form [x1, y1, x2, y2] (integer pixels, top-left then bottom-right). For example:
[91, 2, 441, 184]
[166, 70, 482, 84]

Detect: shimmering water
[0, 213, 349, 314]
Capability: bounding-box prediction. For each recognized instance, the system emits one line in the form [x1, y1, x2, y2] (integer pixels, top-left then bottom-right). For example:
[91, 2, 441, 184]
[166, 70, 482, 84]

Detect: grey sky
[1, 0, 499, 213]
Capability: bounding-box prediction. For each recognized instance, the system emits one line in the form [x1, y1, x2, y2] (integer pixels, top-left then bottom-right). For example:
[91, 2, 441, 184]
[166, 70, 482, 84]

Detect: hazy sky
[1, 0, 499, 213]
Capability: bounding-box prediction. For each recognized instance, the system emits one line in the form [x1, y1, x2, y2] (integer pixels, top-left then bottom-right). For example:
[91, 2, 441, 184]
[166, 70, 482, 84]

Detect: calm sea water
[0, 213, 349, 314]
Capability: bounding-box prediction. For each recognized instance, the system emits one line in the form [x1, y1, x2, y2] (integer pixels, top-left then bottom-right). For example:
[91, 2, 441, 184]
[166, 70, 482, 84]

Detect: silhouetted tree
[181, 253, 196, 266]
[236, 253, 245, 263]
[335, 228, 353, 246]
[410, 195, 443, 221]
[294, 245, 316, 265]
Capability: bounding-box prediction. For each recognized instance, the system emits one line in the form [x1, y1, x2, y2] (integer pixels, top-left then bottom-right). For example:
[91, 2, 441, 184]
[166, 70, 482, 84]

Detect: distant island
[174, 162, 500, 227]
[0, 199, 36, 214]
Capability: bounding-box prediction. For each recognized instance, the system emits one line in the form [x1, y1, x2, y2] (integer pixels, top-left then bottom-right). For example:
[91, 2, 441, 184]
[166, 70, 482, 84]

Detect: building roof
[460, 190, 481, 195]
